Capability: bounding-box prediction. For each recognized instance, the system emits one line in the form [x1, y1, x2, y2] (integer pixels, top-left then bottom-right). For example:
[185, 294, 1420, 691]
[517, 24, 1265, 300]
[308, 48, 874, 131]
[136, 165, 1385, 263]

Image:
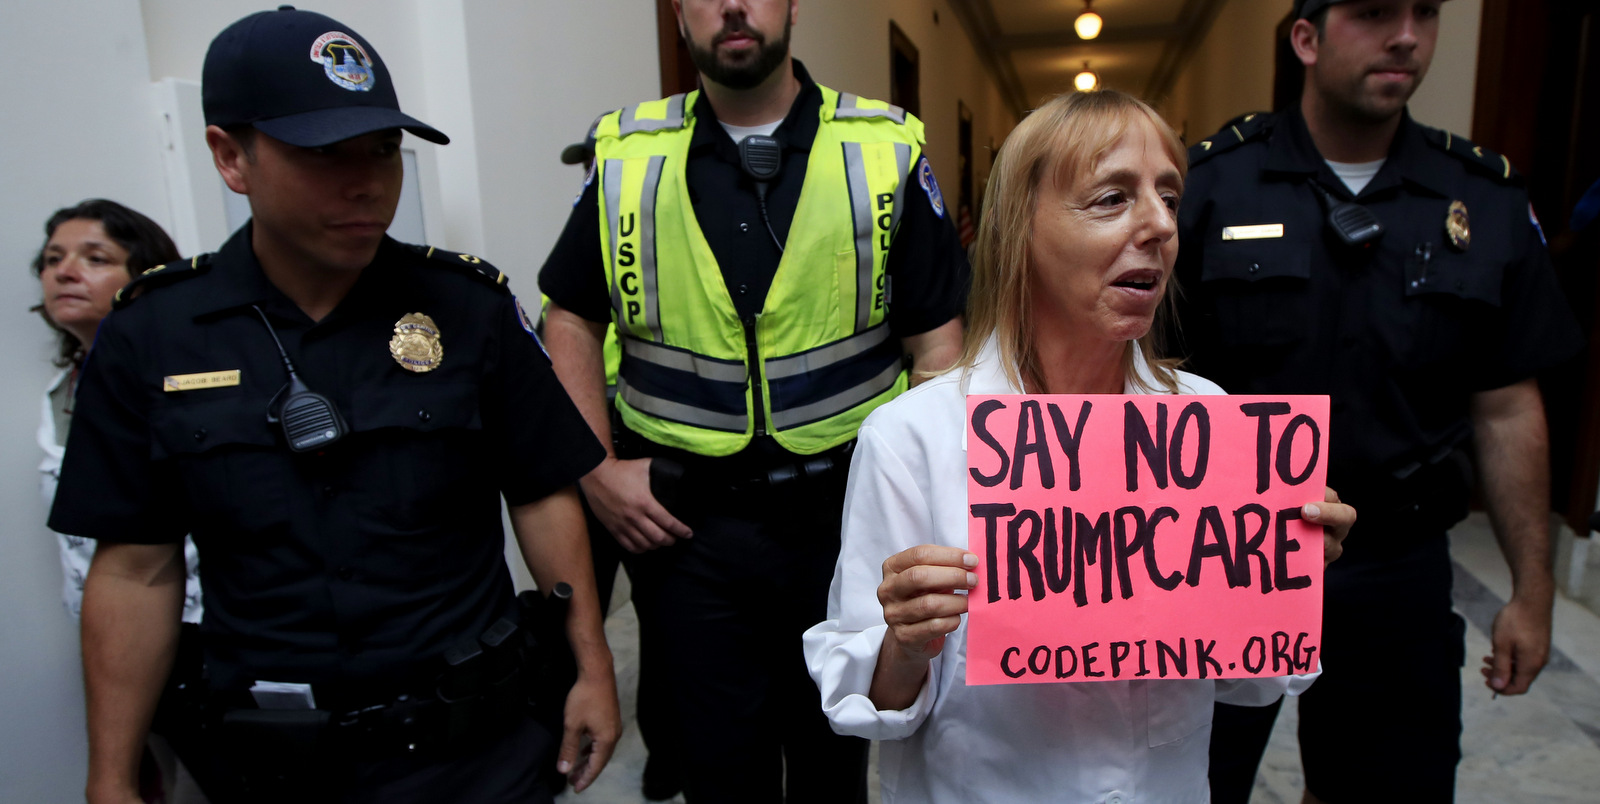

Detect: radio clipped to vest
[740, 134, 786, 254]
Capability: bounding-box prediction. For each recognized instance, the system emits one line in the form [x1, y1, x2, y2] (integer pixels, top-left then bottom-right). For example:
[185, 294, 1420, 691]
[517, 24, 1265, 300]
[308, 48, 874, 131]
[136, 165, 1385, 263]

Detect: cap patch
[310, 32, 375, 92]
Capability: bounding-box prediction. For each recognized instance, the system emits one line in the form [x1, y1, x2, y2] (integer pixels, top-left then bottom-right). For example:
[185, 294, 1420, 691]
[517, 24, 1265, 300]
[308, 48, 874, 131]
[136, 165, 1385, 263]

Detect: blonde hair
[955, 90, 1187, 394]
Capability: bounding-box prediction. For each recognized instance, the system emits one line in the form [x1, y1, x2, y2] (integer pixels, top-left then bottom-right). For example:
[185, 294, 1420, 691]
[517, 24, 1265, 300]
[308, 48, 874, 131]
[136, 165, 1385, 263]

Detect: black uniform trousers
[626, 464, 869, 804]
[1209, 520, 1465, 803]
[585, 494, 683, 798]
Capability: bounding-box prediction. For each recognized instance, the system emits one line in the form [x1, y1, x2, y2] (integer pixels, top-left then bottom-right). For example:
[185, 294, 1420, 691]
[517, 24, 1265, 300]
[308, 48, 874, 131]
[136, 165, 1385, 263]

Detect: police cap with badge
[203, 4, 448, 147]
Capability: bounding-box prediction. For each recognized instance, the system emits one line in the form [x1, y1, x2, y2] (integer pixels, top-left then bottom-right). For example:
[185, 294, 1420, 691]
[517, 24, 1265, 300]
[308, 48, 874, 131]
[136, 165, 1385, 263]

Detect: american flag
[958, 205, 976, 248]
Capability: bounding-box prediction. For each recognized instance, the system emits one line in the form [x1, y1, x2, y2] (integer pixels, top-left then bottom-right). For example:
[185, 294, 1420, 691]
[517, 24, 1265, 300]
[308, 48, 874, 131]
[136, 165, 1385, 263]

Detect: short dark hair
[223, 123, 258, 160]
[30, 199, 180, 366]
[1309, 7, 1330, 38]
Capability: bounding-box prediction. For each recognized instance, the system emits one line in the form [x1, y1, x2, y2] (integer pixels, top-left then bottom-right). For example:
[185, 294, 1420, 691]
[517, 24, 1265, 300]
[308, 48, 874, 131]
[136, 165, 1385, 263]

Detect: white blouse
[803, 338, 1316, 804]
[41, 368, 203, 622]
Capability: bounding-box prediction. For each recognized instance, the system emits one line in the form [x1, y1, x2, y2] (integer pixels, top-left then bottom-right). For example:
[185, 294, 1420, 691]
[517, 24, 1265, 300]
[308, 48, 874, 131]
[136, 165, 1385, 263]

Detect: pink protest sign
[965, 395, 1329, 685]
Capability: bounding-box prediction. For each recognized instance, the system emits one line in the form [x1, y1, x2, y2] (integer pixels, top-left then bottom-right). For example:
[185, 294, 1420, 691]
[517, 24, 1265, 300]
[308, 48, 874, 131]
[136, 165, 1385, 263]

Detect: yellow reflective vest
[595, 86, 925, 456]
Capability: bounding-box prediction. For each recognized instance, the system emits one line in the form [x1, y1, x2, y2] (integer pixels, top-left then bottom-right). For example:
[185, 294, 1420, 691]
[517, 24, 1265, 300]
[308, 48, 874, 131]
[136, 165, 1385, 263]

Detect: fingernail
[557, 760, 572, 774]
[1492, 677, 1506, 689]
[966, 572, 978, 588]
[1304, 503, 1321, 518]
[963, 553, 978, 568]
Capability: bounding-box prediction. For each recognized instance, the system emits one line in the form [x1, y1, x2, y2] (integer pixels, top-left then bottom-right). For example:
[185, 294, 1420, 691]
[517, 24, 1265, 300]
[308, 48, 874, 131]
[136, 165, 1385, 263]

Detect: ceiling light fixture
[1074, 62, 1100, 92]
[1075, 0, 1103, 40]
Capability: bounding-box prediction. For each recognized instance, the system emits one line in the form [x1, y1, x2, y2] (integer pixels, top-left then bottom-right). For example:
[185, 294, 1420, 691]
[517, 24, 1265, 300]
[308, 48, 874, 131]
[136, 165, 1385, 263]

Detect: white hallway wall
[0, 3, 171, 800]
[2, 1, 1013, 797]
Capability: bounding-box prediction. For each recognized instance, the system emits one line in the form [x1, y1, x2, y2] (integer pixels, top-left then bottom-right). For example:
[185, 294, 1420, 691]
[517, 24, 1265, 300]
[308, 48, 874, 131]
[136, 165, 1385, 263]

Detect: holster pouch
[221, 708, 333, 792]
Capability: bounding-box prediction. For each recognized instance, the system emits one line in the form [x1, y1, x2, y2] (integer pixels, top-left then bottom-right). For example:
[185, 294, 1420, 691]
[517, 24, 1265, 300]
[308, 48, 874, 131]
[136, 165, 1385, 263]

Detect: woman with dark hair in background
[34, 199, 208, 803]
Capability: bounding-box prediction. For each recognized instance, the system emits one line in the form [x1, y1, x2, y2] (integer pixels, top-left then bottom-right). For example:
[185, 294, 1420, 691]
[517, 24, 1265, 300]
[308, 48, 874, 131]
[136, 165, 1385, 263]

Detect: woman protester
[34, 199, 208, 802]
[802, 91, 1355, 802]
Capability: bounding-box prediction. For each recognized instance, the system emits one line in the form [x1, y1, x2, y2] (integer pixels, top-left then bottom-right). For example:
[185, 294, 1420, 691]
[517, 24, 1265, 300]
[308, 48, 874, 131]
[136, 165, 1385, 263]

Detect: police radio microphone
[252, 306, 347, 453]
[739, 135, 786, 254]
[1308, 180, 1384, 248]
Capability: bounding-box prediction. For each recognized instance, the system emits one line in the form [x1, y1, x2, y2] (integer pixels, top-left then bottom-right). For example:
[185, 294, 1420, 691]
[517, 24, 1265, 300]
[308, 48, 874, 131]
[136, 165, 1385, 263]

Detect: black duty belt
[210, 588, 573, 772]
[1335, 446, 1474, 539]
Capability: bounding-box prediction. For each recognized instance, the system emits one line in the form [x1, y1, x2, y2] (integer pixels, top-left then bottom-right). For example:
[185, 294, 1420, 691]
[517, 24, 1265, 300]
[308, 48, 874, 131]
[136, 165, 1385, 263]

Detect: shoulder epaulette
[604, 93, 693, 139]
[112, 254, 212, 309]
[409, 244, 511, 292]
[1421, 126, 1520, 184]
[1189, 112, 1274, 167]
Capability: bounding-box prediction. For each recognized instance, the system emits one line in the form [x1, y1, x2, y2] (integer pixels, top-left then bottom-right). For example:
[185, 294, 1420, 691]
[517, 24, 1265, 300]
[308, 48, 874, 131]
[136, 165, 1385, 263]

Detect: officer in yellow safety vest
[539, 2, 968, 800]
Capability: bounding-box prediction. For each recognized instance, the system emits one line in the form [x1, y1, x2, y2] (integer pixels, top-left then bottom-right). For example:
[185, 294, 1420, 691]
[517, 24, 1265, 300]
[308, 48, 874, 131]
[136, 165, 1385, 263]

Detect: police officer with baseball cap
[1171, 1, 1579, 801]
[53, 7, 620, 803]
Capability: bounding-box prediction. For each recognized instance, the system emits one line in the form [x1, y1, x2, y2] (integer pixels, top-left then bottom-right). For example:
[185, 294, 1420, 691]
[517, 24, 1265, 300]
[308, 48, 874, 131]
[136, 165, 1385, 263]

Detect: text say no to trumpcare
[964, 395, 1329, 685]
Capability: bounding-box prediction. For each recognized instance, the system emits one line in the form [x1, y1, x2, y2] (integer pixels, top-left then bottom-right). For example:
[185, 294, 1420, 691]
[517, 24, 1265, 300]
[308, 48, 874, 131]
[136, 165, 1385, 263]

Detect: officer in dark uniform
[1172, 1, 1582, 801]
[53, 8, 620, 803]
[539, 2, 968, 800]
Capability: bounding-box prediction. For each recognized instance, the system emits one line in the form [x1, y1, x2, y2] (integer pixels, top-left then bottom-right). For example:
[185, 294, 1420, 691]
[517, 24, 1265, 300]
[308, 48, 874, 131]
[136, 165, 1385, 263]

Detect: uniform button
[740, 222, 750, 232]
[1106, 792, 1127, 804]
[418, 409, 431, 422]
[193, 428, 207, 442]
[737, 283, 749, 295]
[336, 567, 356, 581]
[1249, 263, 1260, 273]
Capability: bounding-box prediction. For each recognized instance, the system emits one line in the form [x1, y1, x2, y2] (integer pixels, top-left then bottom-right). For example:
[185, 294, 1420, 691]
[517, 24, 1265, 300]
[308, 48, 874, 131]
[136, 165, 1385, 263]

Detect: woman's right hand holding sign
[870, 545, 980, 711]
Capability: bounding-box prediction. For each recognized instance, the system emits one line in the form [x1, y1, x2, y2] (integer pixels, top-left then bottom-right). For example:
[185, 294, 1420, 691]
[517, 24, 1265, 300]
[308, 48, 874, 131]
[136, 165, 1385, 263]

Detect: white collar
[960, 334, 1159, 396]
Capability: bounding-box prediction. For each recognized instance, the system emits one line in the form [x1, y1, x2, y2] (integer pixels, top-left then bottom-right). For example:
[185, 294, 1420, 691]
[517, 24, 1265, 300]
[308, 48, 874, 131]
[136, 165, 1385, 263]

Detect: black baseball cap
[202, 6, 448, 147]
[1295, 0, 1449, 19]
[1294, 0, 1347, 18]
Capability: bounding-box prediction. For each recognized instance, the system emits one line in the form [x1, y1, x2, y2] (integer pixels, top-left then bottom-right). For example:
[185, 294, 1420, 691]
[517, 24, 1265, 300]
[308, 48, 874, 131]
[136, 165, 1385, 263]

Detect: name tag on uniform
[163, 370, 241, 392]
[1222, 224, 1285, 241]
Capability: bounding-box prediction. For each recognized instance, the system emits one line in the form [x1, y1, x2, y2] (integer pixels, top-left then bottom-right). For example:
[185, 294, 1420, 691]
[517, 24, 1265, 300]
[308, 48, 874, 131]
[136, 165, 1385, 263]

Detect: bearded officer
[1171, 1, 1582, 801]
[53, 8, 620, 803]
[539, 1, 968, 800]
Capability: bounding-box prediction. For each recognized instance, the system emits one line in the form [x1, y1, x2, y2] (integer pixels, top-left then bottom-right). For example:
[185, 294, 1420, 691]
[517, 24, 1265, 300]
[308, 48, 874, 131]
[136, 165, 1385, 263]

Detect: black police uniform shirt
[539, 60, 970, 466]
[1173, 106, 1581, 494]
[49, 224, 605, 692]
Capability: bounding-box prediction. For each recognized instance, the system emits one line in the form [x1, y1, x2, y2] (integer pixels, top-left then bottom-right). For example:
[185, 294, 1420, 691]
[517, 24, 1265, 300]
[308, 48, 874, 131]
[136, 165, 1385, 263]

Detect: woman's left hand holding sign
[870, 545, 979, 711]
[1304, 486, 1357, 568]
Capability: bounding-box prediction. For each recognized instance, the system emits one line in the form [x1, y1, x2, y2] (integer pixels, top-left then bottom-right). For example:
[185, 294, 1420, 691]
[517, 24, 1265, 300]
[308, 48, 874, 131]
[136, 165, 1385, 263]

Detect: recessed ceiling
[947, 0, 1230, 112]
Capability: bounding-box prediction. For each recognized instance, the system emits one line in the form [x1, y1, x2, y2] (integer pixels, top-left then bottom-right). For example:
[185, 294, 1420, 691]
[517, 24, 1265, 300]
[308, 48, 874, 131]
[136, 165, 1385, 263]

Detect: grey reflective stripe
[618, 378, 748, 433]
[834, 93, 906, 124]
[764, 324, 891, 380]
[768, 361, 902, 430]
[891, 143, 912, 233]
[604, 157, 666, 337]
[639, 155, 665, 340]
[842, 141, 875, 332]
[604, 158, 625, 318]
[623, 336, 747, 384]
[618, 94, 688, 137]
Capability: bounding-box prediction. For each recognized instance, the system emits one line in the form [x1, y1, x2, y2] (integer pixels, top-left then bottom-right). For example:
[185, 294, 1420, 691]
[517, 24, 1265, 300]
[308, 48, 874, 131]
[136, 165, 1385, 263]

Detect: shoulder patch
[1189, 112, 1273, 168]
[112, 254, 212, 309]
[410, 245, 512, 293]
[1421, 127, 1521, 185]
[918, 158, 945, 219]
